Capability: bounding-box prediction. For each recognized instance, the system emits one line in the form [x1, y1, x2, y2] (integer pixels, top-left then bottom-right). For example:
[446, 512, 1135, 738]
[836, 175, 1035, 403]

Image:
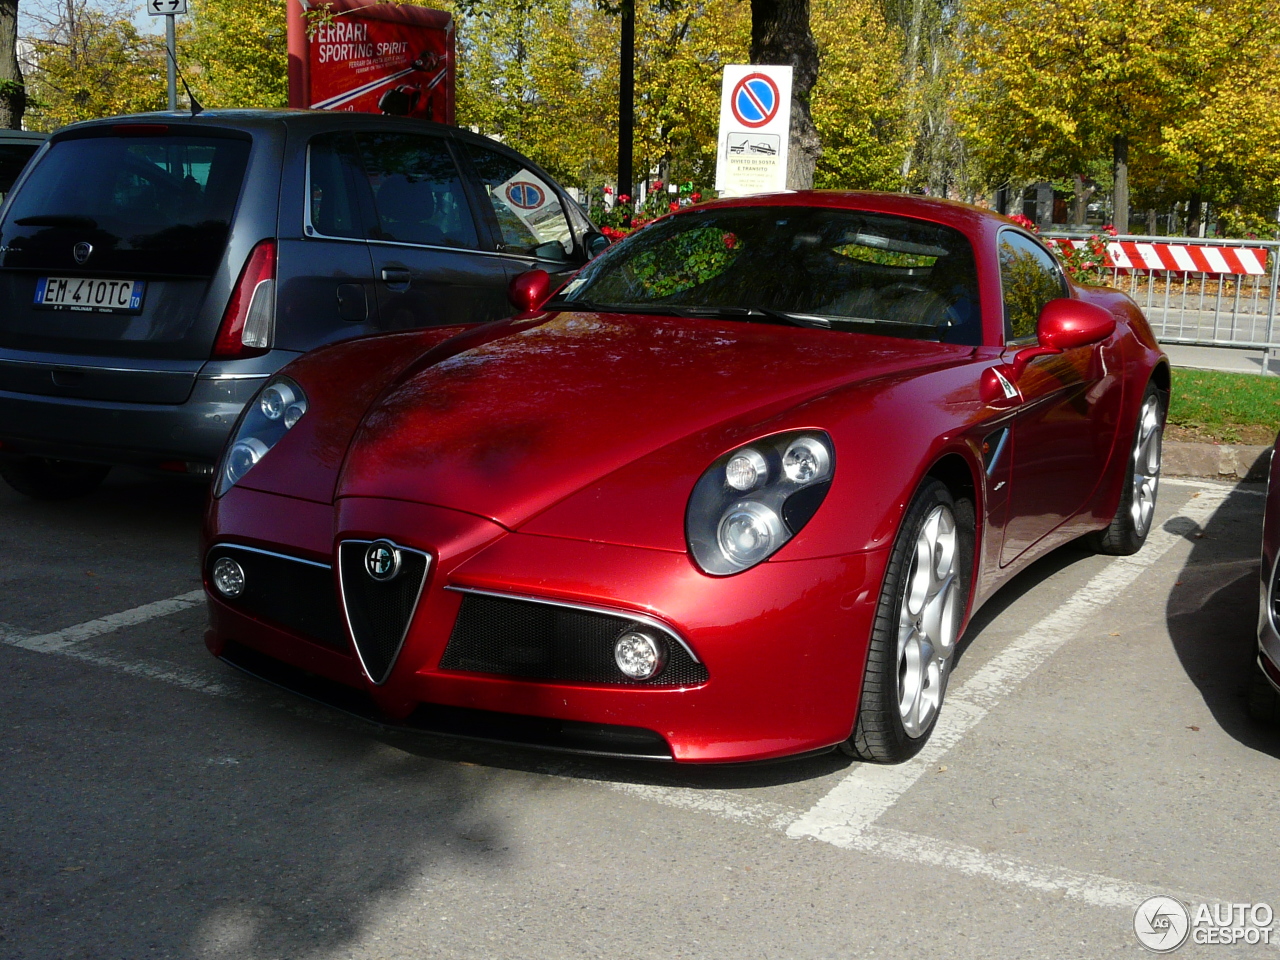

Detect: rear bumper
[0, 368, 290, 466]
[205, 486, 889, 763]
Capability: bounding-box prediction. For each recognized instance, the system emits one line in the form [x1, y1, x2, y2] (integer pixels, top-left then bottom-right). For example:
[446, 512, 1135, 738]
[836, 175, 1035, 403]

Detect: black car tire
[0, 457, 111, 500]
[1089, 382, 1165, 556]
[1248, 663, 1280, 724]
[845, 478, 974, 763]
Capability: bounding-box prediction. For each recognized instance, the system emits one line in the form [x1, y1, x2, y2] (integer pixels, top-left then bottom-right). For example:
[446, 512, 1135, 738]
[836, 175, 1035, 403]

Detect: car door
[998, 229, 1124, 564]
[351, 131, 511, 331]
[274, 130, 380, 351]
[460, 142, 586, 290]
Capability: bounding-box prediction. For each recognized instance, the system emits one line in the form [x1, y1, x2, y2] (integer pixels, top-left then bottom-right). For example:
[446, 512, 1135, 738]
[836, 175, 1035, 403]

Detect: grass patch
[1169, 368, 1280, 444]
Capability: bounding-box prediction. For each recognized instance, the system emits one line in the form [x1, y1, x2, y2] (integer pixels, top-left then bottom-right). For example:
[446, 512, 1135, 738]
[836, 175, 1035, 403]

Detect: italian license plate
[34, 277, 146, 313]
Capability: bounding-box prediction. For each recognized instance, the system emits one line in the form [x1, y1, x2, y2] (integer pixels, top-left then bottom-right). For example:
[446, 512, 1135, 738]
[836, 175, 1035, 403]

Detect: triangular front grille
[337, 539, 430, 684]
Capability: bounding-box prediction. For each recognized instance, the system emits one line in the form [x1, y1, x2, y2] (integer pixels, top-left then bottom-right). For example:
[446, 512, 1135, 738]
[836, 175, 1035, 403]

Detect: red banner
[289, 1, 454, 124]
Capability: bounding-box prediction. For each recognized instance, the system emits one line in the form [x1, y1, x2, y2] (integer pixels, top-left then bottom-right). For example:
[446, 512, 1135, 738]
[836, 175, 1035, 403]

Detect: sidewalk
[1162, 342, 1276, 375]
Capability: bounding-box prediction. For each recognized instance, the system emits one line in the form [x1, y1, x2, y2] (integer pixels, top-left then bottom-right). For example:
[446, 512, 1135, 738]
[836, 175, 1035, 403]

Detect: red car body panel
[202, 191, 1168, 762]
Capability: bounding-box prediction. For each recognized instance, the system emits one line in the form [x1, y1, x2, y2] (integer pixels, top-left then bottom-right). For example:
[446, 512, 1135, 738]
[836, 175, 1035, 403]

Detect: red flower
[652, 180, 663, 191]
[669, 201, 680, 212]
[603, 186, 612, 195]
[723, 232, 738, 249]
[690, 192, 702, 202]
[618, 194, 631, 203]
[1008, 213, 1038, 232]
[1103, 224, 1118, 236]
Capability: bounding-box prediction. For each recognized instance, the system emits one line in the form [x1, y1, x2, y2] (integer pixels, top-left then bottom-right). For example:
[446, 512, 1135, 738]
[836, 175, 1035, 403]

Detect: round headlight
[283, 400, 307, 429]
[614, 630, 666, 680]
[211, 557, 245, 597]
[782, 437, 831, 484]
[717, 501, 785, 567]
[259, 382, 297, 421]
[223, 437, 270, 487]
[725, 448, 767, 491]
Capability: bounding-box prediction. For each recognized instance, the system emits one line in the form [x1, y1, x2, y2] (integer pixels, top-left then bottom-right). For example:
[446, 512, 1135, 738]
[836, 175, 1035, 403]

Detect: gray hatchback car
[0, 110, 603, 498]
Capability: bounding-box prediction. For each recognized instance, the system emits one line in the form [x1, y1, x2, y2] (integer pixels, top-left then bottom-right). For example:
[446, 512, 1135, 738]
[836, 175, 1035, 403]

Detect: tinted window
[466, 145, 573, 258]
[354, 133, 477, 249]
[0, 142, 39, 200]
[0, 133, 250, 276]
[555, 207, 982, 344]
[998, 230, 1066, 340]
[307, 133, 362, 239]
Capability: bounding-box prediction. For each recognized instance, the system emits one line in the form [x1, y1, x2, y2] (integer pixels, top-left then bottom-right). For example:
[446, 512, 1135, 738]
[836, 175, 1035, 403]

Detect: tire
[0, 457, 111, 500]
[1089, 382, 1165, 556]
[1247, 663, 1280, 725]
[845, 478, 974, 763]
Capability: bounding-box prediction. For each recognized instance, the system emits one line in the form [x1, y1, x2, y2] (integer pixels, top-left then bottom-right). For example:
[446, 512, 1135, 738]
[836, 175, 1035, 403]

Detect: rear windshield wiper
[13, 215, 98, 229]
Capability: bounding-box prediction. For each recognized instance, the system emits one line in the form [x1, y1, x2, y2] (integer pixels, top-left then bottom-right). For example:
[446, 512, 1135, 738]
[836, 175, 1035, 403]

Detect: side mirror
[530, 240, 569, 262]
[585, 230, 610, 258]
[509, 269, 552, 313]
[1011, 298, 1115, 378]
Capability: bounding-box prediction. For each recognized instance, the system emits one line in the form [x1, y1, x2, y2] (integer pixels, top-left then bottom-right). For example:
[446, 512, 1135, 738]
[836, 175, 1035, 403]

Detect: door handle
[380, 267, 412, 285]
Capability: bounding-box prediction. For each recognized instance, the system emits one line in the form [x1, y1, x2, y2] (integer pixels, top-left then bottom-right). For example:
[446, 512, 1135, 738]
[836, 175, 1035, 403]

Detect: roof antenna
[164, 44, 204, 116]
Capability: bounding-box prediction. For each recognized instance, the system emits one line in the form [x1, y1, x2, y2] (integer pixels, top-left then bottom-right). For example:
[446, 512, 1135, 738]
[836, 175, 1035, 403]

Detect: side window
[465, 144, 573, 259]
[353, 133, 478, 249]
[306, 133, 362, 239]
[998, 230, 1067, 341]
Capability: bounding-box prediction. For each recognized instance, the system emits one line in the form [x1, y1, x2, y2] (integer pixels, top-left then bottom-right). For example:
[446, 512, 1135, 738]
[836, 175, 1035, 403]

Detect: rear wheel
[0, 457, 111, 500]
[845, 479, 973, 763]
[1090, 383, 1164, 556]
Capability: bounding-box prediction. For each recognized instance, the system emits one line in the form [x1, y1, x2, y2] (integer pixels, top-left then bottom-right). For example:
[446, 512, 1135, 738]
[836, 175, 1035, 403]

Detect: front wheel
[845, 479, 973, 763]
[1089, 383, 1164, 556]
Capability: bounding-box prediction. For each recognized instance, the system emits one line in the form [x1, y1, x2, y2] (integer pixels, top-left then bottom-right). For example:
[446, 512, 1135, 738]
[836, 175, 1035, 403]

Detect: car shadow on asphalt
[1164, 485, 1280, 758]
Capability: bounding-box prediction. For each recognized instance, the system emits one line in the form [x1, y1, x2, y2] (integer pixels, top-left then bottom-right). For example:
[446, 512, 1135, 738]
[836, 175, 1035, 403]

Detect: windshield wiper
[543, 299, 667, 314]
[661, 305, 831, 329]
[14, 215, 98, 229]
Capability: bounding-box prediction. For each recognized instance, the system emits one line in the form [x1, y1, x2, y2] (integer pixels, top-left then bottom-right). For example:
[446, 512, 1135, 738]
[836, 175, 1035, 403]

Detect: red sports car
[202, 192, 1168, 764]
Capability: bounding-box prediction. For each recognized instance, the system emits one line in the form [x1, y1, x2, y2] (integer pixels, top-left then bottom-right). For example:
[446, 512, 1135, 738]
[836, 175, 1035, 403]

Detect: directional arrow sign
[146, 0, 188, 15]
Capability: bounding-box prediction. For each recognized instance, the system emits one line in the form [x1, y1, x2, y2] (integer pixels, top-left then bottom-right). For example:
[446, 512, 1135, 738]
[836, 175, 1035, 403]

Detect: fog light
[614, 630, 666, 680]
[212, 557, 245, 597]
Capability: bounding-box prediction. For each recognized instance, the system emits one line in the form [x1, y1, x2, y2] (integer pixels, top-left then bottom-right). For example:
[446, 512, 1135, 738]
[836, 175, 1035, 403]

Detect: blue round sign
[505, 181, 545, 210]
[731, 73, 780, 129]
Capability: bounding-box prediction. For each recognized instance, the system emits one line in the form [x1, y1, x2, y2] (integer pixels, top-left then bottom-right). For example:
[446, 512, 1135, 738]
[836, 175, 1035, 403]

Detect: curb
[1163, 441, 1272, 481]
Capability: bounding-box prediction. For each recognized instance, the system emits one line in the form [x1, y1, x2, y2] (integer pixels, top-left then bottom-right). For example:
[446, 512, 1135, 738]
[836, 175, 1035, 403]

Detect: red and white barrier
[1046, 238, 1268, 276]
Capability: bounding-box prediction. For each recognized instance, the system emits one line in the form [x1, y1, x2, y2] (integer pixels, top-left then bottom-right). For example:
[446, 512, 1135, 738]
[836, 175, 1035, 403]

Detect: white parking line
[6, 590, 205, 654]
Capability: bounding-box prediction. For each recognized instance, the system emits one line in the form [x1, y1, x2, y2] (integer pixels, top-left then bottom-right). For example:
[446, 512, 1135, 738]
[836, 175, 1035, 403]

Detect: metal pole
[617, 0, 634, 225]
[166, 14, 177, 111]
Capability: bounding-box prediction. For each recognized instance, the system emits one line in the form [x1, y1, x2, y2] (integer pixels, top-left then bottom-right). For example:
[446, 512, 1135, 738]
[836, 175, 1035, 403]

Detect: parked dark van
[0, 111, 603, 498]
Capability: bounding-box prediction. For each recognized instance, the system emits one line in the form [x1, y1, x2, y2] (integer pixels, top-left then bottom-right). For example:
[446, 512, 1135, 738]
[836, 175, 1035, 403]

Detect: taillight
[212, 240, 276, 359]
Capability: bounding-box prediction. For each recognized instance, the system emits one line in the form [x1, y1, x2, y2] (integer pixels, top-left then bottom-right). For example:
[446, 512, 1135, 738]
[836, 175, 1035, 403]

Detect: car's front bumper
[204, 485, 890, 763]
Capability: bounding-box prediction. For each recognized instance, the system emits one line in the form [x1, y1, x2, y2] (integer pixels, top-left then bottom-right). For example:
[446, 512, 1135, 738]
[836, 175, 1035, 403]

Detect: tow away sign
[715, 65, 792, 196]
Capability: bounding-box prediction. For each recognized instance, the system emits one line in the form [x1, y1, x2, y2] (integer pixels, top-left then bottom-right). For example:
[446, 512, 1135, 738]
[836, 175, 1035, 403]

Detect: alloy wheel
[897, 504, 962, 738]
[1131, 394, 1162, 539]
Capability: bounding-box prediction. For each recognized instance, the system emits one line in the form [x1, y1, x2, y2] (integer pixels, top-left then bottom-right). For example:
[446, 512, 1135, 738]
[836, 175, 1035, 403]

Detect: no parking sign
[715, 65, 792, 196]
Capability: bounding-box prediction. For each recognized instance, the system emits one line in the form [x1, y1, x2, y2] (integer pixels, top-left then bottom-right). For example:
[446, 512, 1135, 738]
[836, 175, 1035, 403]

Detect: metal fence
[1041, 232, 1280, 350]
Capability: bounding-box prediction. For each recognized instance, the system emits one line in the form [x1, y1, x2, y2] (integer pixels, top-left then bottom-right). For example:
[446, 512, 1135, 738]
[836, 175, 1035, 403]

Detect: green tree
[24, 1, 166, 130]
[186, 0, 288, 108]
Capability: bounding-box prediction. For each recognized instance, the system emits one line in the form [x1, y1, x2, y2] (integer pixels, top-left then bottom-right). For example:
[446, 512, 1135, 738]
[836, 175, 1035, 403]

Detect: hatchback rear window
[0, 132, 251, 276]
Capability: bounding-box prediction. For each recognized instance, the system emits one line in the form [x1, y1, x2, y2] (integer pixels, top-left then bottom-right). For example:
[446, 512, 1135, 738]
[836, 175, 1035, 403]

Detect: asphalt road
[2, 470, 1278, 959]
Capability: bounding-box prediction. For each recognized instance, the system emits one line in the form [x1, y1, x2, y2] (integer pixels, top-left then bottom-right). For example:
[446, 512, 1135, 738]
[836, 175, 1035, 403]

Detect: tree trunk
[1072, 174, 1093, 227]
[1112, 135, 1129, 234]
[750, 0, 820, 190]
[1187, 193, 1202, 238]
[0, 0, 24, 129]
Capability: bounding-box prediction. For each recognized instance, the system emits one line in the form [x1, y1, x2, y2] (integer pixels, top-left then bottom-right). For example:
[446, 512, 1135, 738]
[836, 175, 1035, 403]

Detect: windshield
[553, 206, 982, 344]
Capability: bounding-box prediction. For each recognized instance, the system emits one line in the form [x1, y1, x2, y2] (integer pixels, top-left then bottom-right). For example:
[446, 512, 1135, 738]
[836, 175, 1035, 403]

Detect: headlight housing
[214, 376, 308, 497]
[686, 430, 834, 575]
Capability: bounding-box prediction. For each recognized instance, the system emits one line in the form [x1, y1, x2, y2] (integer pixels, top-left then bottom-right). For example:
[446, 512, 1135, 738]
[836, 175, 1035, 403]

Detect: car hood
[337, 311, 971, 528]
